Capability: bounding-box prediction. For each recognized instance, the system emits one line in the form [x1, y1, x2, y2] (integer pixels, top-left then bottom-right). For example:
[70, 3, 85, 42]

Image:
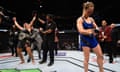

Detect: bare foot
[19, 61, 25, 64]
[32, 61, 35, 64]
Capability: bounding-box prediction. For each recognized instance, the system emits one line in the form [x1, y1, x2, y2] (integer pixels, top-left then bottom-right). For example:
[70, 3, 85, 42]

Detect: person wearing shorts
[77, 2, 104, 72]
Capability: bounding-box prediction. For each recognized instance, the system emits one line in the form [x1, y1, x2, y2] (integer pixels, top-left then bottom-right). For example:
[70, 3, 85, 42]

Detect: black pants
[9, 40, 18, 56]
[9, 44, 17, 56]
[100, 41, 106, 53]
[105, 42, 113, 62]
[54, 42, 58, 54]
[42, 40, 55, 63]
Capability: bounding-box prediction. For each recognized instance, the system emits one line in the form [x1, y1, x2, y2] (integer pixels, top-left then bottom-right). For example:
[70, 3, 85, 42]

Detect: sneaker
[39, 60, 46, 64]
[47, 62, 54, 66]
[27, 58, 31, 63]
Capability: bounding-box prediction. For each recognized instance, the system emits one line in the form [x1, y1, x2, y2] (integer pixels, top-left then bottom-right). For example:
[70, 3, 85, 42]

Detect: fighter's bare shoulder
[77, 17, 83, 23]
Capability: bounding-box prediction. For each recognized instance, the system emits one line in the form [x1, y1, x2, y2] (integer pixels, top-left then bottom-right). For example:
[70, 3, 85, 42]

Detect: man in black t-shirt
[38, 14, 56, 66]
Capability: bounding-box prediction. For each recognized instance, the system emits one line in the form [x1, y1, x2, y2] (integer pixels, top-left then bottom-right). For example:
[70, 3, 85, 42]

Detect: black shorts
[17, 40, 31, 49]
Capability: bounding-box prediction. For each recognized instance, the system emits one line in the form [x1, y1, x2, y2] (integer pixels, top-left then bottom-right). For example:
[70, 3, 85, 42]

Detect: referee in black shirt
[38, 14, 57, 66]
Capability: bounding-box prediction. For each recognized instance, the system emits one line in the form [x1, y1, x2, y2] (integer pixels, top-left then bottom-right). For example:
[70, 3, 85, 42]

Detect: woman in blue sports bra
[77, 2, 104, 72]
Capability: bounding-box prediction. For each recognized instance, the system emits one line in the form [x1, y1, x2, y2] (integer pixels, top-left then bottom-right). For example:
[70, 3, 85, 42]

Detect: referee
[38, 14, 57, 66]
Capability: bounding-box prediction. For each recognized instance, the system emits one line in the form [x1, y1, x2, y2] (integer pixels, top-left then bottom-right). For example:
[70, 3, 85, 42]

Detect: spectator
[99, 20, 108, 53]
[104, 23, 115, 63]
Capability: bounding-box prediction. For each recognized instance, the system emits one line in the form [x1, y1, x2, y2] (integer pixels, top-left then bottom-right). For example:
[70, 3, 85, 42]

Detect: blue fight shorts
[80, 35, 98, 48]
